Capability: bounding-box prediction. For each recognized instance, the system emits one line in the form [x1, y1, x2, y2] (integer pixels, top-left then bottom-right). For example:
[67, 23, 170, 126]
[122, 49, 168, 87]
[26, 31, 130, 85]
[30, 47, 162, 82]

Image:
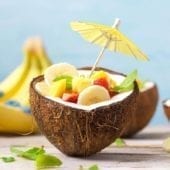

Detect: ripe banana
[0, 103, 37, 134]
[0, 37, 52, 134]
[10, 57, 42, 106]
[0, 56, 31, 102]
[23, 37, 51, 70]
[77, 85, 110, 106]
[44, 63, 78, 86]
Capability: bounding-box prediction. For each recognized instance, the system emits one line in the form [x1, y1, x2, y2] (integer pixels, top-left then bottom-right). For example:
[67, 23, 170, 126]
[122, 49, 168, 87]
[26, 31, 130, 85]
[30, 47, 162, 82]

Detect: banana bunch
[0, 37, 52, 134]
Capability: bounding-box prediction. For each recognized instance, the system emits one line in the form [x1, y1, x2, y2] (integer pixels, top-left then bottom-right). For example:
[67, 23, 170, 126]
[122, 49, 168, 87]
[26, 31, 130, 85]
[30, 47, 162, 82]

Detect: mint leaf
[114, 138, 126, 147]
[114, 84, 134, 92]
[36, 154, 62, 168]
[53, 75, 73, 90]
[89, 164, 99, 170]
[114, 70, 138, 92]
[22, 147, 45, 160]
[79, 164, 99, 170]
[120, 70, 138, 87]
[1, 157, 15, 163]
[10, 146, 45, 160]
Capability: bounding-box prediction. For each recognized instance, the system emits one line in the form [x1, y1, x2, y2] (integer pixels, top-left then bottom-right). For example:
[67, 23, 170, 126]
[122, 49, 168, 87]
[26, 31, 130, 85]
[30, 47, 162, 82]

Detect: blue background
[0, 0, 170, 125]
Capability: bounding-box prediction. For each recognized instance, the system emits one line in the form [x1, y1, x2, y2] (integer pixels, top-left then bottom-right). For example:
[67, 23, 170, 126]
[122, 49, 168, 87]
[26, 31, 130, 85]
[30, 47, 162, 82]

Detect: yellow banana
[34, 37, 52, 70]
[11, 56, 42, 106]
[0, 37, 52, 134]
[23, 37, 52, 71]
[0, 103, 37, 134]
[0, 56, 31, 102]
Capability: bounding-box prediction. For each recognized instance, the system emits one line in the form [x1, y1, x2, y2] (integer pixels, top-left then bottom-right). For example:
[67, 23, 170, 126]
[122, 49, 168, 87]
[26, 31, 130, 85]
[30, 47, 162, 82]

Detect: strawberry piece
[93, 78, 109, 90]
[62, 93, 79, 103]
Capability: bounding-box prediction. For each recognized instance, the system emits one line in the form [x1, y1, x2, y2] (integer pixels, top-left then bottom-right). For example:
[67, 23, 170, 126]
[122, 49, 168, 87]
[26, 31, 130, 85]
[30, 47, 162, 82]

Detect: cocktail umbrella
[71, 18, 149, 76]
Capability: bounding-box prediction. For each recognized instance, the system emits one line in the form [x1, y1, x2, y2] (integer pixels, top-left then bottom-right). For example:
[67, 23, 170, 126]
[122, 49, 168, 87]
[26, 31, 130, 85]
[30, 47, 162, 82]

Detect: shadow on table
[85, 152, 170, 162]
[132, 131, 170, 140]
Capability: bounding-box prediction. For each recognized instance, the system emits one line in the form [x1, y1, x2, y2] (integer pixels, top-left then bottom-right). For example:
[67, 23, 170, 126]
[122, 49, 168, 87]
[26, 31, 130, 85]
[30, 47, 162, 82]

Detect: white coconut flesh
[164, 99, 170, 107]
[35, 70, 133, 111]
[141, 81, 155, 92]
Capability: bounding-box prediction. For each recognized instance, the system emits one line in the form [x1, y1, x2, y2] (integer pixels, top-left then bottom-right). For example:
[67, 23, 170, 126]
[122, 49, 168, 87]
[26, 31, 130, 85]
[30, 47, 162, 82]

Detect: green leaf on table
[36, 154, 62, 169]
[53, 75, 73, 90]
[114, 138, 126, 147]
[79, 164, 99, 170]
[10, 146, 45, 160]
[22, 147, 45, 160]
[89, 164, 99, 170]
[114, 69, 138, 92]
[1, 156, 15, 163]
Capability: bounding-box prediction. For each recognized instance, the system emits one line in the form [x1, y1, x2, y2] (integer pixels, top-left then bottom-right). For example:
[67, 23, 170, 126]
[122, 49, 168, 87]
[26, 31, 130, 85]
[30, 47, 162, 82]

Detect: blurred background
[0, 0, 170, 125]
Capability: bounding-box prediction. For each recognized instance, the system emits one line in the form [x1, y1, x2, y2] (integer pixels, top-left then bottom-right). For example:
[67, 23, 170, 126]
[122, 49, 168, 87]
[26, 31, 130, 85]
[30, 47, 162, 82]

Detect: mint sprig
[114, 70, 138, 92]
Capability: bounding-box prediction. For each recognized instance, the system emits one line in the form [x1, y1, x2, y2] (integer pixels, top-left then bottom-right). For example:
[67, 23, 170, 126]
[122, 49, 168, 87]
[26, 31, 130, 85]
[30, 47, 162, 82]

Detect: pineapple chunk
[72, 77, 92, 93]
[49, 79, 66, 97]
[91, 70, 108, 80]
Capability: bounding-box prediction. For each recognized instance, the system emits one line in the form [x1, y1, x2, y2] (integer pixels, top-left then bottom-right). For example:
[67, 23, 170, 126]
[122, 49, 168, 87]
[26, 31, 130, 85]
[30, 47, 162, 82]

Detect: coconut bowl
[30, 67, 139, 157]
[121, 82, 158, 137]
[163, 99, 170, 120]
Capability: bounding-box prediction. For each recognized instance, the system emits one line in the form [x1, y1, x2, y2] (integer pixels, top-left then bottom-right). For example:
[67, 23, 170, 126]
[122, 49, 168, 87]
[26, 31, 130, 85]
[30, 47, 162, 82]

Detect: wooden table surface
[0, 125, 170, 170]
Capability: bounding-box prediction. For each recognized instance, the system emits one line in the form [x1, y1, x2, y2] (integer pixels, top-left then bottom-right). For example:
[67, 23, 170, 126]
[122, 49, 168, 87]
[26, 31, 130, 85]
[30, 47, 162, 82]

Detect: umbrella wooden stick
[89, 18, 121, 77]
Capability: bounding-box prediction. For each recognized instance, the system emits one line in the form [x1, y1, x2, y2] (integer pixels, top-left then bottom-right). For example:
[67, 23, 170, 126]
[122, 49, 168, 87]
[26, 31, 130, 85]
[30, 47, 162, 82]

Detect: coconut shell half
[163, 100, 170, 120]
[121, 82, 158, 137]
[30, 68, 139, 157]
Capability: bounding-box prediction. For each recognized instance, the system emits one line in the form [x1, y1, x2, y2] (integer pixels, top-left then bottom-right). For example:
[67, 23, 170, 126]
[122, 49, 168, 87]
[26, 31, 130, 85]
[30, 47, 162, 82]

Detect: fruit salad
[36, 63, 137, 106]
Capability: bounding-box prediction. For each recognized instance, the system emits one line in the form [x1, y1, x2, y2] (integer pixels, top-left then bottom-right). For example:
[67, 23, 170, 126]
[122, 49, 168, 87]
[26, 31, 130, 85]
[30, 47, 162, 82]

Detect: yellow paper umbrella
[71, 18, 149, 75]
